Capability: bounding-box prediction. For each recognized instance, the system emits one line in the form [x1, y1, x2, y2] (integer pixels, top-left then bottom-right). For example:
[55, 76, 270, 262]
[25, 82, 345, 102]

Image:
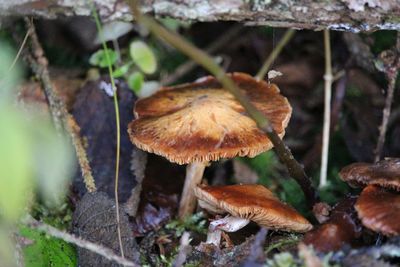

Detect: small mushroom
[128, 73, 292, 219]
[194, 184, 313, 246]
[339, 158, 400, 236]
[339, 158, 400, 191]
[303, 195, 362, 252]
[355, 185, 400, 236]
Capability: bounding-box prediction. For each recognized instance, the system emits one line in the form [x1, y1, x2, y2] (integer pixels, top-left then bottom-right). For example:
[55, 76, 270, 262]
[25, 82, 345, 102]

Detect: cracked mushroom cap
[355, 185, 400, 236]
[339, 158, 400, 191]
[194, 184, 313, 233]
[128, 72, 292, 165]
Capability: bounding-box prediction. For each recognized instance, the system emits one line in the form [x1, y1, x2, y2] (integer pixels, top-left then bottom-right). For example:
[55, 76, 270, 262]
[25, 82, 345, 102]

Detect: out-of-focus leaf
[129, 41, 157, 74]
[89, 49, 117, 68]
[31, 121, 74, 208]
[0, 107, 33, 222]
[0, 42, 20, 102]
[113, 63, 131, 78]
[94, 21, 133, 44]
[0, 229, 14, 267]
[20, 226, 77, 267]
[128, 72, 144, 94]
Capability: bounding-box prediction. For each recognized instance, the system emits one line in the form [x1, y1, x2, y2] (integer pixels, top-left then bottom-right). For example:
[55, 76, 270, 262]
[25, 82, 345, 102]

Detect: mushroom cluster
[194, 184, 313, 246]
[128, 72, 292, 219]
[339, 158, 400, 236]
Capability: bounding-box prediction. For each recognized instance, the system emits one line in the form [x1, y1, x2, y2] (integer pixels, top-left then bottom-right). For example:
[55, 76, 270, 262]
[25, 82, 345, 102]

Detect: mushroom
[194, 184, 313, 246]
[303, 195, 362, 252]
[339, 158, 400, 236]
[339, 158, 400, 190]
[128, 72, 292, 219]
[355, 185, 400, 236]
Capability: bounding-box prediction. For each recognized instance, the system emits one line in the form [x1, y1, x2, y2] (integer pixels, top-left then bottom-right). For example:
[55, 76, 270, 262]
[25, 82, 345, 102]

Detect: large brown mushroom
[128, 73, 292, 219]
[194, 184, 312, 246]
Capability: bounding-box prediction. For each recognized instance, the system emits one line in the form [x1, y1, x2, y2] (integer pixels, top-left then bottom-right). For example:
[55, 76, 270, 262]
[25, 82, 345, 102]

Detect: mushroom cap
[128, 72, 292, 164]
[355, 185, 400, 236]
[339, 158, 400, 191]
[194, 184, 313, 233]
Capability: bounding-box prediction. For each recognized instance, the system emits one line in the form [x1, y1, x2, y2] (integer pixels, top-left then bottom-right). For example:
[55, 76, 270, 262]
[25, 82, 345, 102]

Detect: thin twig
[127, 0, 318, 208]
[255, 29, 295, 80]
[319, 30, 333, 188]
[91, 7, 125, 258]
[374, 33, 400, 162]
[24, 18, 97, 193]
[23, 216, 138, 267]
[161, 25, 243, 85]
[0, 21, 31, 87]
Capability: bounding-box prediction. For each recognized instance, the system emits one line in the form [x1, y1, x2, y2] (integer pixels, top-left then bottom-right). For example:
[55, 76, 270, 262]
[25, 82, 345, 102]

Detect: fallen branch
[23, 216, 138, 267]
[1, 1, 399, 32]
[24, 18, 96, 193]
[127, 0, 318, 209]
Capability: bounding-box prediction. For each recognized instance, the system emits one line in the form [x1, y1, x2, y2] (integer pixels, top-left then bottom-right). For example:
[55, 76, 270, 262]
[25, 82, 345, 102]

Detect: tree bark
[0, 0, 399, 32]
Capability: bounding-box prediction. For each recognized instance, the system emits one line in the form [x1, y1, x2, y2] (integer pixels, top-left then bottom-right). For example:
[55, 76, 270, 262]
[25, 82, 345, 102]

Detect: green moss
[20, 226, 77, 267]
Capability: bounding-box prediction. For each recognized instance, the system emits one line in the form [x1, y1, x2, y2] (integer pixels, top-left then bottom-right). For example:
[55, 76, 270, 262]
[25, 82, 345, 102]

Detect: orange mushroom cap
[339, 158, 400, 191]
[355, 185, 400, 236]
[194, 184, 313, 233]
[128, 72, 292, 165]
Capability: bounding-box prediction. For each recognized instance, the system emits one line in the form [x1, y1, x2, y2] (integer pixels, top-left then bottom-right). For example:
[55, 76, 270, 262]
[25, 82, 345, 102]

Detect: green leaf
[89, 49, 117, 68]
[0, 107, 33, 222]
[20, 226, 77, 267]
[128, 72, 144, 93]
[112, 63, 131, 78]
[129, 41, 157, 74]
[31, 121, 74, 208]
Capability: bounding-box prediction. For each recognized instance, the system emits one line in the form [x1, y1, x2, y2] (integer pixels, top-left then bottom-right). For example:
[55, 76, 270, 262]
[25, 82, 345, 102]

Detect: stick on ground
[23, 216, 138, 267]
[24, 18, 96, 192]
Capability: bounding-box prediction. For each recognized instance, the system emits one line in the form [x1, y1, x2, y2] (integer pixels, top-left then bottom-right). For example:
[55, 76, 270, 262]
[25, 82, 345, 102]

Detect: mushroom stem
[206, 216, 251, 246]
[178, 161, 208, 219]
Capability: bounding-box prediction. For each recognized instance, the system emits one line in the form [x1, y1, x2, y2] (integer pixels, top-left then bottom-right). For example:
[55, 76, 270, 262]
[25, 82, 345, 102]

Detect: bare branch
[24, 18, 97, 193]
[23, 216, 139, 267]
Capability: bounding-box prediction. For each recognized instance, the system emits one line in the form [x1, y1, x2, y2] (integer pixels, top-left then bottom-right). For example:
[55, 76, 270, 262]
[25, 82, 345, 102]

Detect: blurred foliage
[265, 234, 300, 255]
[20, 226, 77, 267]
[90, 39, 158, 95]
[130, 40, 157, 74]
[166, 212, 207, 237]
[239, 151, 279, 187]
[369, 31, 397, 55]
[89, 49, 118, 68]
[0, 40, 75, 266]
[30, 202, 73, 230]
[127, 71, 144, 94]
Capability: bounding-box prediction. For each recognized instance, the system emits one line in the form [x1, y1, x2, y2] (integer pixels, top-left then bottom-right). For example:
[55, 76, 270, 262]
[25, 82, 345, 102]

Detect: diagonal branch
[24, 18, 96, 193]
